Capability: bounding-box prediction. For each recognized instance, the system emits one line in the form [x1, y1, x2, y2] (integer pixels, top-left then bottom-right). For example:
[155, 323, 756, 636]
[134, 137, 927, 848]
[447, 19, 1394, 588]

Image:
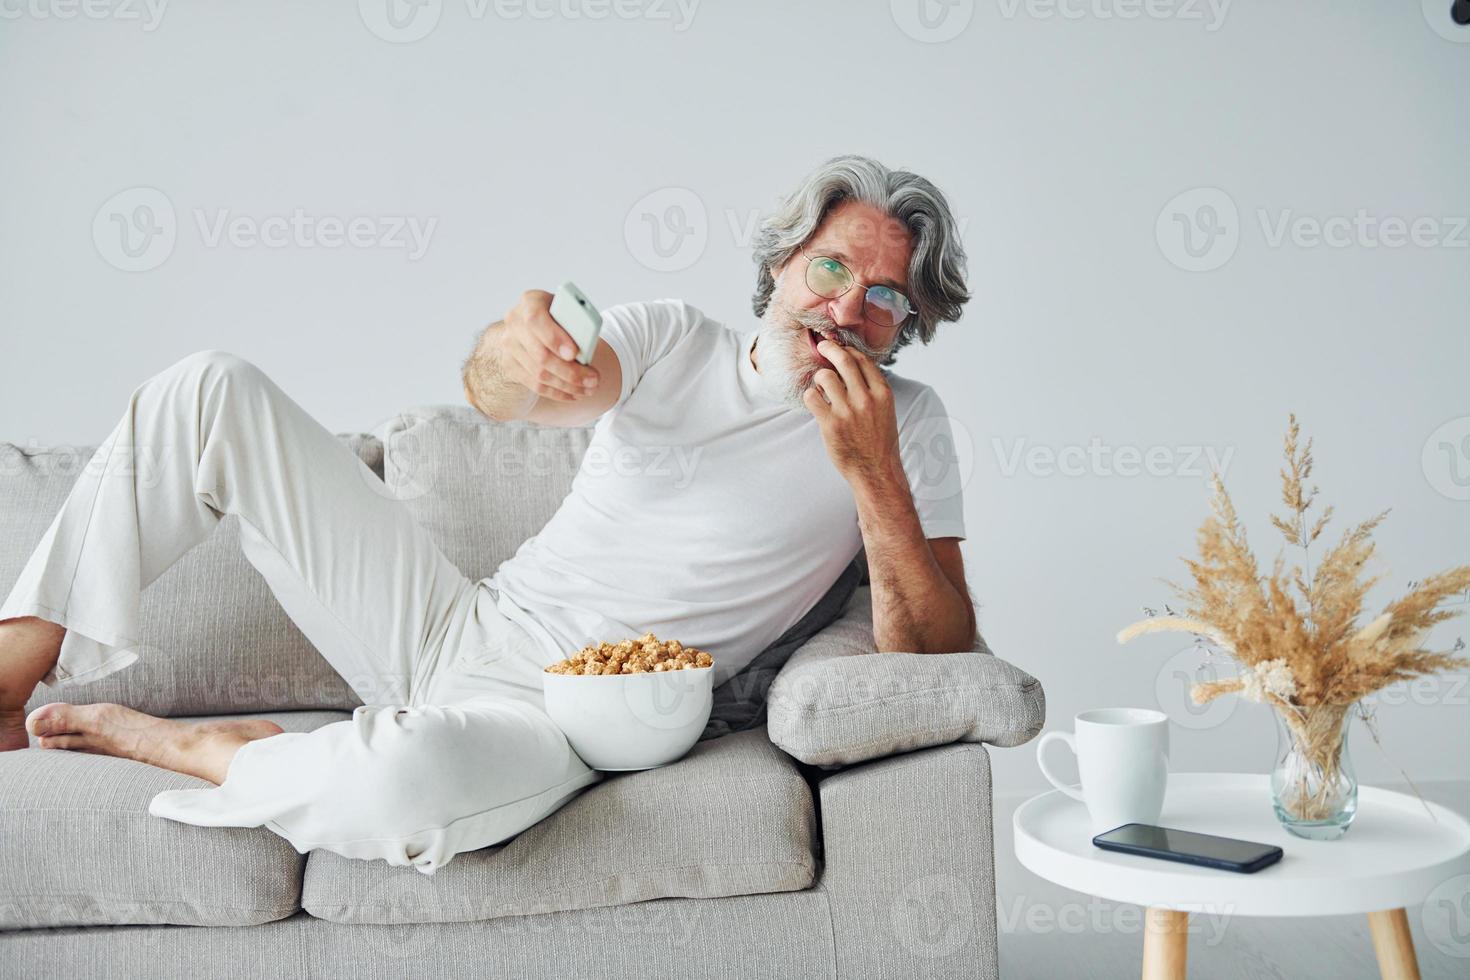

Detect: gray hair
[750, 154, 971, 366]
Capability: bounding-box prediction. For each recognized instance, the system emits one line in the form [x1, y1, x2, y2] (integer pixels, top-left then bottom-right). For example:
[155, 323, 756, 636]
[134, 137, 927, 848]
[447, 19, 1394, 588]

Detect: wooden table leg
[1142, 906, 1189, 980]
[1367, 908, 1421, 980]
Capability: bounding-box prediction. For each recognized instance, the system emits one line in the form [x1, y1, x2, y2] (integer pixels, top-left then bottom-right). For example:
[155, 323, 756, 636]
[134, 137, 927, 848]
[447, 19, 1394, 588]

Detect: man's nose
[827, 288, 866, 330]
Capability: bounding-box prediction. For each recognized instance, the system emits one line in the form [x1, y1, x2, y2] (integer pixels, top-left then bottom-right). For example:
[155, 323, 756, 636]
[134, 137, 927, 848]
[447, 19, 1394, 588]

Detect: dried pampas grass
[1117, 414, 1470, 709]
[1116, 415, 1469, 823]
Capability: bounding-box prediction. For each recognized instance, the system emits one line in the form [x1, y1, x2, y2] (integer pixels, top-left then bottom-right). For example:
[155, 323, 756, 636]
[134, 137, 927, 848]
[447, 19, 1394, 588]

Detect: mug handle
[1036, 731, 1086, 802]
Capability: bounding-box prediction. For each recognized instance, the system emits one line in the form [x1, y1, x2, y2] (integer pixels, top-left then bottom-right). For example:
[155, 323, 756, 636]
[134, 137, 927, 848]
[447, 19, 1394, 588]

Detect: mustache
[771, 300, 884, 360]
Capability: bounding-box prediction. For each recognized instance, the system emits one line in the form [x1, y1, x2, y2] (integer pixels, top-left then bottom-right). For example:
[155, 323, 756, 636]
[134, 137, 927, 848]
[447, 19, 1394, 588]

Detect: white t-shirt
[485, 298, 967, 687]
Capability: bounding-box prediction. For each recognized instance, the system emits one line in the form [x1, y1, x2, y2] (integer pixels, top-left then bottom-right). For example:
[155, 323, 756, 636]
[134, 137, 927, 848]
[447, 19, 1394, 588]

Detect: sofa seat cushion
[301, 727, 817, 924]
[0, 710, 350, 930]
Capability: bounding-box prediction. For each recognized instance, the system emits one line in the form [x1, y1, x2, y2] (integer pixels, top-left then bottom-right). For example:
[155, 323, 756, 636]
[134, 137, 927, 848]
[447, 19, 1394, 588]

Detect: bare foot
[25, 702, 284, 783]
[0, 708, 28, 752]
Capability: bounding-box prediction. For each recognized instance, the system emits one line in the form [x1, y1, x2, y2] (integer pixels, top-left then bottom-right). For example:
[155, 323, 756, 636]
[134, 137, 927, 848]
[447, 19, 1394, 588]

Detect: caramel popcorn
[544, 632, 714, 675]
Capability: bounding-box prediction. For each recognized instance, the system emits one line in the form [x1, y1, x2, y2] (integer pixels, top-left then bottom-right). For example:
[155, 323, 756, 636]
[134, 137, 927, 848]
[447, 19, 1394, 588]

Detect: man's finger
[802, 384, 830, 418]
[513, 331, 600, 390]
[817, 341, 869, 402]
[811, 367, 849, 413]
[509, 345, 585, 401]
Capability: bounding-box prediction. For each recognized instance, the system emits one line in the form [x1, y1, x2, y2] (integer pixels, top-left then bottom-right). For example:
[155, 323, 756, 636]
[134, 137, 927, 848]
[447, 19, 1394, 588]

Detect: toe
[37, 734, 85, 751]
[26, 703, 74, 737]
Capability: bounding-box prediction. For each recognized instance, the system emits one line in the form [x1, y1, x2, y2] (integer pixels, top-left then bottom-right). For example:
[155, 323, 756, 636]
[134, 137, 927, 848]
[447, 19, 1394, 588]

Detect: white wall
[2, 1, 1467, 795]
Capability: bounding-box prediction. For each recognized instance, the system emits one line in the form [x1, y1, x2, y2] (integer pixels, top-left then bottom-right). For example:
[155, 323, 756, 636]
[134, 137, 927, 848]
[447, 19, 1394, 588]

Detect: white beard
[751, 291, 888, 410]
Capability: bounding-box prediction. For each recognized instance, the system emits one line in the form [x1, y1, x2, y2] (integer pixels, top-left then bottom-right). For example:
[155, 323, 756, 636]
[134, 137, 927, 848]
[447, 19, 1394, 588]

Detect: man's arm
[462, 320, 538, 422]
[852, 458, 976, 654]
[799, 340, 975, 654]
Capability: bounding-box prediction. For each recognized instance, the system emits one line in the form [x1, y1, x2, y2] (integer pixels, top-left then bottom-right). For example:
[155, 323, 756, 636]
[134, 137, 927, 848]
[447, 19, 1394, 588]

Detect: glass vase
[1270, 702, 1358, 840]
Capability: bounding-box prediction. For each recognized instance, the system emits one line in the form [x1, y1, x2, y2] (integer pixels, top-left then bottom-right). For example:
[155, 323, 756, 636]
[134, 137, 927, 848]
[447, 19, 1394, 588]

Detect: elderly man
[0, 154, 974, 873]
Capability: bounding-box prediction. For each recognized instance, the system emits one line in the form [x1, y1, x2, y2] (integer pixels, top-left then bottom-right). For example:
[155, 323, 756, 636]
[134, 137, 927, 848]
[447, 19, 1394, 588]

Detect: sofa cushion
[372, 405, 593, 578]
[4, 436, 382, 718]
[300, 727, 817, 924]
[0, 710, 350, 930]
[766, 586, 1046, 768]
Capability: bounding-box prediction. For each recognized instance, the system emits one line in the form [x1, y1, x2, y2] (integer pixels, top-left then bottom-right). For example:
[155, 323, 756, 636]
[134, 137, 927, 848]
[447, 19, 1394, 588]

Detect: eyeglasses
[799, 248, 917, 330]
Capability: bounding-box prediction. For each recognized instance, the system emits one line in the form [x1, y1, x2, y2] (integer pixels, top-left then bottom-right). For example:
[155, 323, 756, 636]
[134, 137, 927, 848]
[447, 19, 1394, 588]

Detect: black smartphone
[1092, 823, 1284, 874]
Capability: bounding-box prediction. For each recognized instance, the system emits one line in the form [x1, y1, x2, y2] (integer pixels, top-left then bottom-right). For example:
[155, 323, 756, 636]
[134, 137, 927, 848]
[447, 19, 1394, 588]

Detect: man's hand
[802, 339, 902, 489]
[499, 289, 603, 403]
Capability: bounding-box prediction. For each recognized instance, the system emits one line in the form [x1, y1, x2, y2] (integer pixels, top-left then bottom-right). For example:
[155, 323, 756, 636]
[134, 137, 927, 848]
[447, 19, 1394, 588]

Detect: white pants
[0, 350, 603, 874]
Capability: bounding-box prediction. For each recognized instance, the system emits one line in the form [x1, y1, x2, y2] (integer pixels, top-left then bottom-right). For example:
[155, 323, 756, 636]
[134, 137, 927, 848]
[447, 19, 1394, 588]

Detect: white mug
[1036, 707, 1170, 835]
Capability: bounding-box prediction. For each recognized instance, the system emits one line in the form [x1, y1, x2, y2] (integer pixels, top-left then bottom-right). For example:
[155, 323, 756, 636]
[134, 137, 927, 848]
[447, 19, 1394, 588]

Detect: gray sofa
[0, 404, 1045, 979]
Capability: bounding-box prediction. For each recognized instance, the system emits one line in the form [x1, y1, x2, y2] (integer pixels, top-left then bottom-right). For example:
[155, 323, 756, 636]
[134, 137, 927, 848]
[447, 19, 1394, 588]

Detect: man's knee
[170, 349, 266, 387]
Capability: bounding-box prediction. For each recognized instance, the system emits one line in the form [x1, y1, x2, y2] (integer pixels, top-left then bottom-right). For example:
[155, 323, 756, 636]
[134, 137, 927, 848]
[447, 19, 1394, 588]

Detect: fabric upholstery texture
[372, 406, 592, 580]
[0, 711, 350, 930]
[766, 586, 1046, 767]
[300, 728, 817, 924]
[817, 741, 1001, 980]
[0, 894, 836, 979]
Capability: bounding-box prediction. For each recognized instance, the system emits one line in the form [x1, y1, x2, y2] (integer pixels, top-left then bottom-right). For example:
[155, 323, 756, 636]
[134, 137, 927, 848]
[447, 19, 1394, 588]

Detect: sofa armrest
[765, 586, 1045, 768]
[814, 741, 1001, 979]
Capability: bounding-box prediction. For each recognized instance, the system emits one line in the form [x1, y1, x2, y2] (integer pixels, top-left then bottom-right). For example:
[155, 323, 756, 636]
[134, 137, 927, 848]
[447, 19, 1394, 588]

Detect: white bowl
[542, 665, 714, 771]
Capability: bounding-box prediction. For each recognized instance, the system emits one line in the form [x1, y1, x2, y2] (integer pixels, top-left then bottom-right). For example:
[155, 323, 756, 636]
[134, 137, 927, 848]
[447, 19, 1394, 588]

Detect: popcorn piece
[543, 633, 714, 675]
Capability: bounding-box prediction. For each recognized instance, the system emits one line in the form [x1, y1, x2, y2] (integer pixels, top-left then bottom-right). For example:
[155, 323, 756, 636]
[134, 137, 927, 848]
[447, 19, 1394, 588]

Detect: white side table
[1013, 773, 1470, 979]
